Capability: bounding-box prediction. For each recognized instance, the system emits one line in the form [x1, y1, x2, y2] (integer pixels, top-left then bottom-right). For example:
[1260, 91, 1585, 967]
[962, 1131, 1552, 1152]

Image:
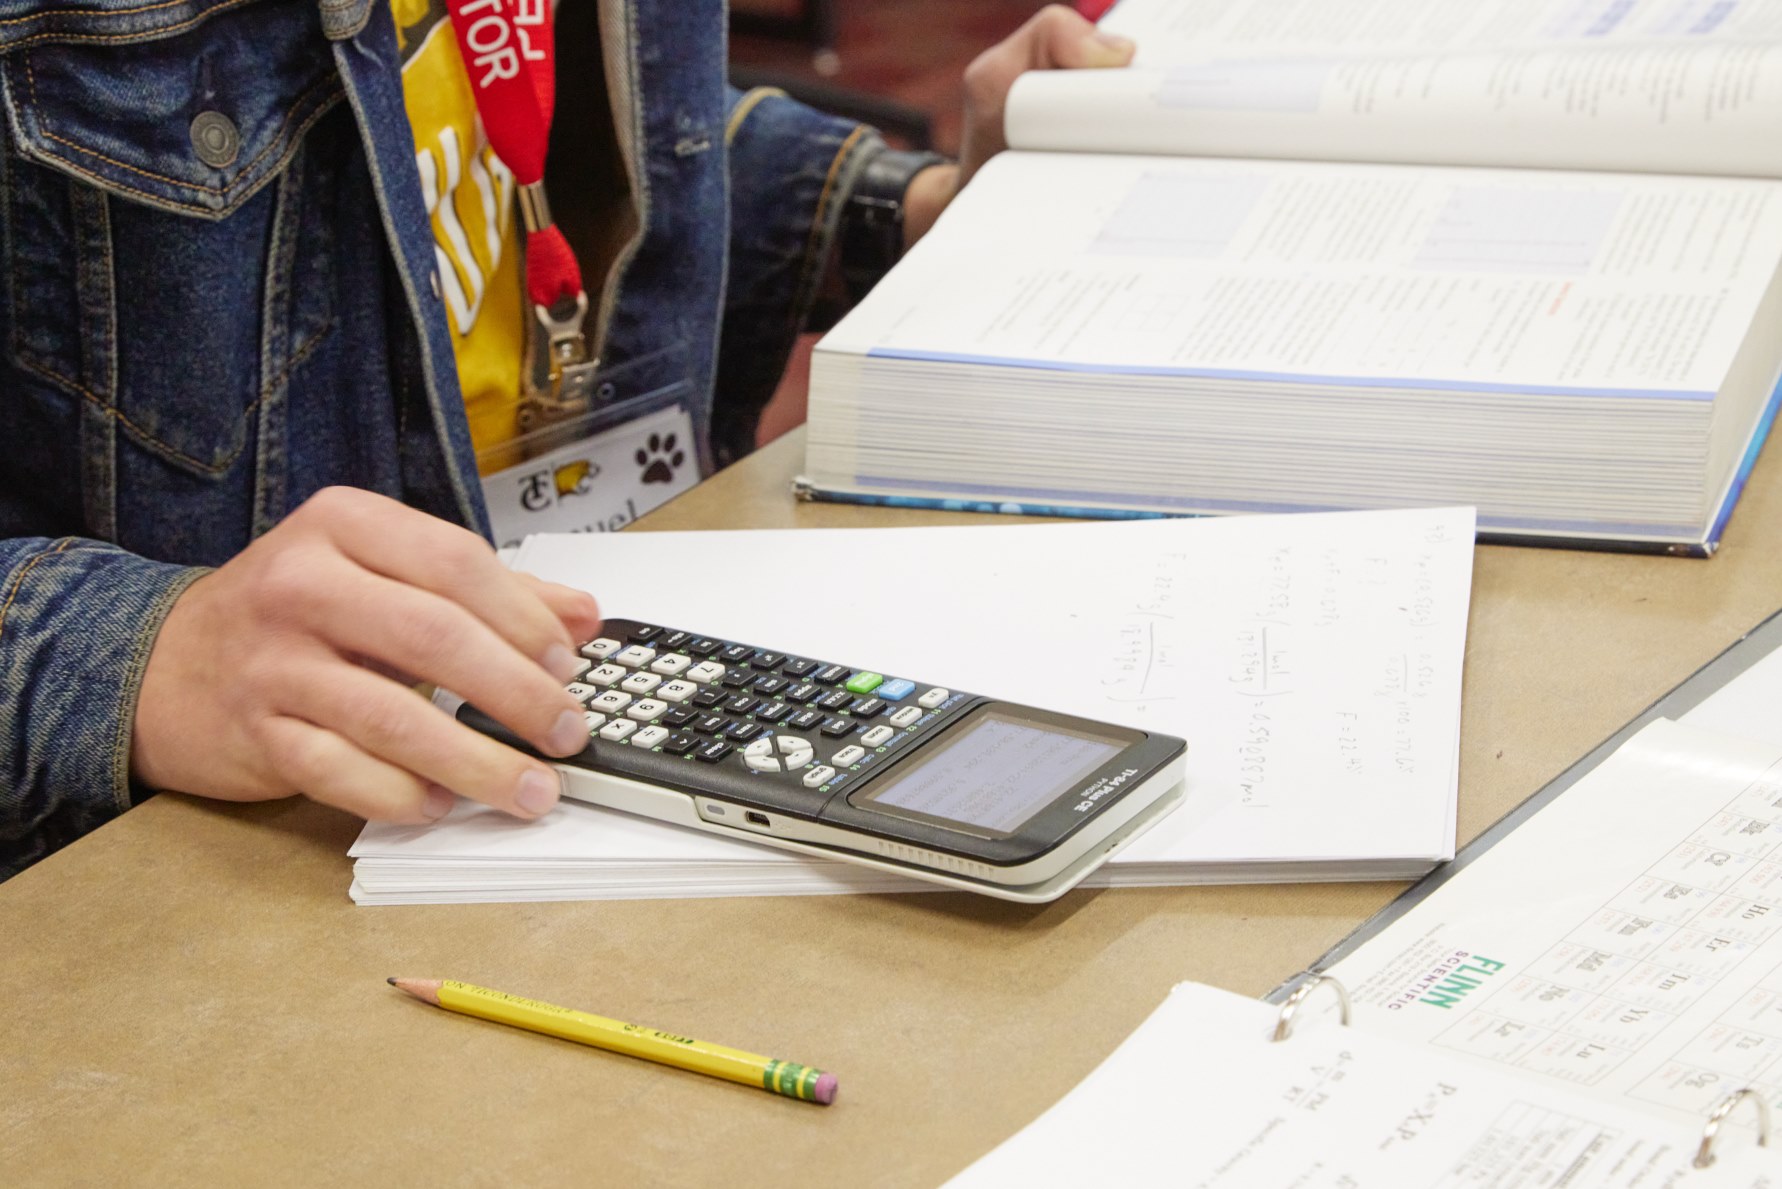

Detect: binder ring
[1695, 1087, 1773, 1169]
[1272, 974, 1352, 1042]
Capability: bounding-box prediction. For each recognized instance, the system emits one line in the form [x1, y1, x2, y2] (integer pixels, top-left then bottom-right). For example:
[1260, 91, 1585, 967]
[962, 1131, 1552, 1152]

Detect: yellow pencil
[387, 978, 838, 1105]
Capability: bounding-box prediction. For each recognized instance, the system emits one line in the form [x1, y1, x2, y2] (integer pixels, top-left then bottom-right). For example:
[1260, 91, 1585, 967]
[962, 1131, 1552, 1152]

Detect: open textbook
[953, 697, 1782, 1185]
[349, 507, 1473, 903]
[800, 0, 1782, 555]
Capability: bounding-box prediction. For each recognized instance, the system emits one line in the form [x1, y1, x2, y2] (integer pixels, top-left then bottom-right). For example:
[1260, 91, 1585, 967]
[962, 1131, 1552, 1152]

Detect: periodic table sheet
[1328, 717, 1782, 1125]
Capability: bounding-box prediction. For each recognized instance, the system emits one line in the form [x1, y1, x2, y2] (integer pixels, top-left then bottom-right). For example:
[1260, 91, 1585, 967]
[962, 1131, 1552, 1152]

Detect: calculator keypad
[550, 619, 969, 800]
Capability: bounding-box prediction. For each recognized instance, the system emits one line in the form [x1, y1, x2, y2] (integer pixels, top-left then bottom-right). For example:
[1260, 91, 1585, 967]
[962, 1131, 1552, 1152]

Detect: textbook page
[1005, 40, 1782, 179]
[948, 982, 1780, 1187]
[499, 507, 1473, 875]
[819, 151, 1782, 400]
[1682, 645, 1782, 747]
[1098, 0, 1782, 65]
[1326, 718, 1782, 1125]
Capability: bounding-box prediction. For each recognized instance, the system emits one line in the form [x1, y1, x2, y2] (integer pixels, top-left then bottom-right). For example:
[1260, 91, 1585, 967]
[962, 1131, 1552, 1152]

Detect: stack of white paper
[350, 506, 1475, 904]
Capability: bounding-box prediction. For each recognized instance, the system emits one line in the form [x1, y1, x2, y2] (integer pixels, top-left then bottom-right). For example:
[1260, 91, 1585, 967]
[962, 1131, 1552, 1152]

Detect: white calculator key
[620, 672, 663, 694]
[582, 711, 607, 732]
[656, 679, 699, 703]
[626, 699, 669, 722]
[562, 657, 592, 683]
[832, 745, 866, 767]
[585, 663, 627, 687]
[773, 734, 812, 755]
[802, 765, 836, 788]
[649, 654, 693, 676]
[590, 690, 632, 714]
[632, 725, 670, 749]
[565, 682, 600, 704]
[743, 738, 776, 758]
[580, 637, 623, 661]
[917, 687, 949, 709]
[687, 661, 726, 684]
[888, 706, 923, 728]
[745, 754, 783, 774]
[613, 645, 657, 668]
[598, 718, 637, 741]
[861, 726, 895, 747]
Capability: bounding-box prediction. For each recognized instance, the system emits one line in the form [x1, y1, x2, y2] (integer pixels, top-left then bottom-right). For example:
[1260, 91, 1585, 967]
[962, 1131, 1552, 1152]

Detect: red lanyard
[443, 0, 584, 314]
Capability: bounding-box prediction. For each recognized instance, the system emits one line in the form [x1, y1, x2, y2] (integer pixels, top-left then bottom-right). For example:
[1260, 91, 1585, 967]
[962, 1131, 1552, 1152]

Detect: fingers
[283, 664, 566, 819]
[259, 715, 456, 824]
[515, 574, 603, 643]
[1026, 5, 1135, 71]
[294, 565, 589, 759]
[296, 487, 582, 682]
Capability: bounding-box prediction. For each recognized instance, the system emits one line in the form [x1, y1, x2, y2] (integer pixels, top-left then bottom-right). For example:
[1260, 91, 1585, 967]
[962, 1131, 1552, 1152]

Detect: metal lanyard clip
[520, 291, 599, 435]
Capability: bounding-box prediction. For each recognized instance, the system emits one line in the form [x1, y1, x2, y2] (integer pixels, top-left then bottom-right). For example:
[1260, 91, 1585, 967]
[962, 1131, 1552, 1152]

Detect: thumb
[1029, 6, 1136, 70]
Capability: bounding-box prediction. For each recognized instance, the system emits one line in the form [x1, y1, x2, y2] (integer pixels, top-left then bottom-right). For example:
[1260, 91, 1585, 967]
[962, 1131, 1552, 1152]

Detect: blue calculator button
[877, 678, 916, 701]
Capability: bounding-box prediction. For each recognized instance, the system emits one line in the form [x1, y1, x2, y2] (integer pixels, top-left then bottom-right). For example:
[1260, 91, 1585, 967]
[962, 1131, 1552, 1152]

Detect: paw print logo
[635, 432, 685, 485]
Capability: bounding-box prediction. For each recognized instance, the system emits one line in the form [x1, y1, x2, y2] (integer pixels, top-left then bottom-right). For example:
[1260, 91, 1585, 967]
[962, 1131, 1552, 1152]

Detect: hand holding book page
[946, 981, 1781, 1187]
[1011, 0, 1782, 177]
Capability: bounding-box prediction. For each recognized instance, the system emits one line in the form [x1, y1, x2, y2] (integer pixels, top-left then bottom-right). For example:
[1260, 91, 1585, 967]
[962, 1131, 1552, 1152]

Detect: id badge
[478, 342, 703, 548]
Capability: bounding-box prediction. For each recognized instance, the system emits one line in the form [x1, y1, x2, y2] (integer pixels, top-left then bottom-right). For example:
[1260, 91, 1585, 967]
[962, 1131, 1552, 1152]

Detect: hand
[131, 487, 604, 825]
[904, 5, 1136, 247]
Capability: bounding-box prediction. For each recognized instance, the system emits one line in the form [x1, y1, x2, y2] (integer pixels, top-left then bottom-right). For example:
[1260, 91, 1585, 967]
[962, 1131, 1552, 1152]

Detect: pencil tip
[386, 976, 397, 986]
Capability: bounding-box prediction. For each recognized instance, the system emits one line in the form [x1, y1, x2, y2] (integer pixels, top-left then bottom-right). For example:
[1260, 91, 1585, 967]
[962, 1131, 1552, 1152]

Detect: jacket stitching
[0, 0, 221, 28]
[25, 54, 340, 198]
[789, 124, 866, 337]
[0, 0, 260, 47]
[16, 317, 334, 474]
[111, 562, 208, 811]
[0, 537, 74, 642]
[723, 87, 784, 145]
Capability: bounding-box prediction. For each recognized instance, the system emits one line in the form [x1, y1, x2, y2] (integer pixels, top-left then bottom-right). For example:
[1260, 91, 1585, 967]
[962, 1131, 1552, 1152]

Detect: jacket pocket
[0, 0, 343, 477]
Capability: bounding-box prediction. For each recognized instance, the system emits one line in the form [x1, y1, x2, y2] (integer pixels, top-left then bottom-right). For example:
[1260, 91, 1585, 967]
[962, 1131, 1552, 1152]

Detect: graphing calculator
[454, 617, 1188, 902]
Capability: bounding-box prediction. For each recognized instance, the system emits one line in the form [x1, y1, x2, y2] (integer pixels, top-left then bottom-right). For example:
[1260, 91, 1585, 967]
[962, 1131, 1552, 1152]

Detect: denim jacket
[0, 0, 888, 877]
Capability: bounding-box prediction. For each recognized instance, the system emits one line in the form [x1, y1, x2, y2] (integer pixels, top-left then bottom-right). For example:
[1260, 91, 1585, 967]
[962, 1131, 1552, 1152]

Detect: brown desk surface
[6, 428, 1782, 1186]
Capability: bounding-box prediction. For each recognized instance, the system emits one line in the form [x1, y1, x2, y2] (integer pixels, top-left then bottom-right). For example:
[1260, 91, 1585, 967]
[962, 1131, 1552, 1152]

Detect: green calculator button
[844, 671, 884, 694]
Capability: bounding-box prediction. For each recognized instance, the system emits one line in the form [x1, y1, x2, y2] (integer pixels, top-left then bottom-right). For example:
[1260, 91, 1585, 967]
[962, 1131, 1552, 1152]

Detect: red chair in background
[1076, 0, 1119, 20]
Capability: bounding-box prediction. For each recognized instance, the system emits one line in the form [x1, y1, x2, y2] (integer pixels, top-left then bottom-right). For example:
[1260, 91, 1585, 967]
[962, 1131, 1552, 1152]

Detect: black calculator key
[720, 670, 752, 689]
[693, 714, 728, 735]
[687, 637, 722, 656]
[781, 658, 817, 678]
[817, 689, 853, 711]
[725, 721, 764, 742]
[694, 740, 734, 763]
[786, 682, 820, 702]
[814, 664, 850, 685]
[789, 709, 824, 731]
[719, 644, 753, 664]
[693, 688, 726, 708]
[819, 716, 855, 737]
[663, 706, 697, 727]
[850, 698, 886, 718]
[628, 624, 663, 642]
[752, 675, 788, 696]
[724, 694, 759, 715]
[755, 702, 792, 723]
[662, 733, 698, 755]
[659, 630, 692, 650]
[751, 651, 785, 670]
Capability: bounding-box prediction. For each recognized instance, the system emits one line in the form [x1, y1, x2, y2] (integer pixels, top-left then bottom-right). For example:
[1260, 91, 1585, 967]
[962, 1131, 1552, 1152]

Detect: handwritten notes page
[946, 981, 1780, 1187]
[1328, 718, 1782, 1131]
[350, 507, 1473, 902]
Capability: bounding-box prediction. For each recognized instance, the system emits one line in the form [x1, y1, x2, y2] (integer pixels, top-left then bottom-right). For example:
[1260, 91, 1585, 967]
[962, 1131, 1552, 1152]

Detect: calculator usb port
[745, 811, 771, 828]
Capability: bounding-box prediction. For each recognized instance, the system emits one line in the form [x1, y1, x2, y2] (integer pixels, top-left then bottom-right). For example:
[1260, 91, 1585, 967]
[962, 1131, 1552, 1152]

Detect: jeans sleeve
[710, 86, 883, 467]
[0, 536, 207, 880]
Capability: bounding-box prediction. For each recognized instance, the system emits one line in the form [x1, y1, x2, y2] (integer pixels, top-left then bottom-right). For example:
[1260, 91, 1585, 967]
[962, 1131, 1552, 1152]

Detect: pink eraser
[813, 1073, 839, 1105]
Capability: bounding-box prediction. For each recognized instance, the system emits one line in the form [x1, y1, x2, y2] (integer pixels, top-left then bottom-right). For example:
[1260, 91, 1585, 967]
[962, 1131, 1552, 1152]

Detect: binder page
[1327, 718, 1782, 1125]
[948, 981, 1779, 1186]
[1099, 0, 1782, 66]
[477, 506, 1474, 873]
[1006, 41, 1782, 179]
[1682, 645, 1782, 747]
[821, 151, 1782, 400]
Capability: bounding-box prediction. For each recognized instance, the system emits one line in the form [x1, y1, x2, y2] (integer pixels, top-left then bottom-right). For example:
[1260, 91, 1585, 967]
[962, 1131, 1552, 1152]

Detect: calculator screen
[856, 708, 1127, 835]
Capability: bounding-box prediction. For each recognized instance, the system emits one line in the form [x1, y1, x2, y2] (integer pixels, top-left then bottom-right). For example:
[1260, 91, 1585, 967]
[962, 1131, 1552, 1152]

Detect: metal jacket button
[189, 112, 240, 169]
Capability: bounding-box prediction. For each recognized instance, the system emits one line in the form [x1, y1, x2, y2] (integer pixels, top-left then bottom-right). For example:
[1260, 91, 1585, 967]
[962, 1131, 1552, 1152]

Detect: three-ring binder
[1274, 971, 1775, 1172]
